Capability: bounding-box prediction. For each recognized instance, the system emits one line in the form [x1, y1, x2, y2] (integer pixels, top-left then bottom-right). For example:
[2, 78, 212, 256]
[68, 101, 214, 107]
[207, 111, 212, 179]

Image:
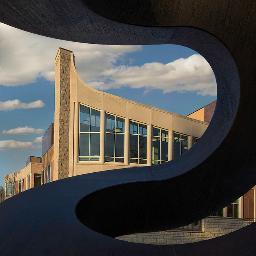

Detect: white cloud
[0, 136, 42, 150]
[98, 55, 217, 96]
[33, 136, 43, 143]
[0, 22, 217, 96]
[2, 126, 44, 135]
[0, 22, 141, 86]
[0, 99, 44, 111]
[0, 140, 33, 149]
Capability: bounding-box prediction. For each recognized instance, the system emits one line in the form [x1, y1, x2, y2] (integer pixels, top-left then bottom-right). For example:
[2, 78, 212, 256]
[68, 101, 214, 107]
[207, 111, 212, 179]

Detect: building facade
[0, 186, 4, 203]
[4, 47, 207, 197]
[51, 48, 207, 181]
[4, 156, 43, 199]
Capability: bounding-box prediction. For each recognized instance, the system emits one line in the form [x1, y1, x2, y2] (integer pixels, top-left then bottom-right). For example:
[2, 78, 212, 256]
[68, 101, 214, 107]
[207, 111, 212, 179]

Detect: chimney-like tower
[54, 48, 74, 180]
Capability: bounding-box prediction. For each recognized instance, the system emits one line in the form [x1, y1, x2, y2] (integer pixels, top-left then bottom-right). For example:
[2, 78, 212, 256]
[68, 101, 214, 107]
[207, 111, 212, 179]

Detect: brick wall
[118, 216, 253, 245]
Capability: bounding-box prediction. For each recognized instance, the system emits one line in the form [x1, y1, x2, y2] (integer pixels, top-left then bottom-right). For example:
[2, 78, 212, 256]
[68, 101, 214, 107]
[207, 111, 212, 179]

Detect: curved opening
[1, 18, 249, 249]
[1, 22, 217, 197]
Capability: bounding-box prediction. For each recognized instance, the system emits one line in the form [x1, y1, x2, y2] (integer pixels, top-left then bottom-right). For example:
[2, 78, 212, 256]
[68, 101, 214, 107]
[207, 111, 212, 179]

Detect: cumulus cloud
[0, 22, 216, 96]
[0, 136, 42, 150]
[0, 140, 33, 149]
[2, 126, 44, 135]
[0, 22, 141, 86]
[0, 99, 44, 111]
[98, 55, 217, 96]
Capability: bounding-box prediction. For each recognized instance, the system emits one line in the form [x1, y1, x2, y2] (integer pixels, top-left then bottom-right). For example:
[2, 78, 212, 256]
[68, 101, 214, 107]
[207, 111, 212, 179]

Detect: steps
[117, 216, 253, 245]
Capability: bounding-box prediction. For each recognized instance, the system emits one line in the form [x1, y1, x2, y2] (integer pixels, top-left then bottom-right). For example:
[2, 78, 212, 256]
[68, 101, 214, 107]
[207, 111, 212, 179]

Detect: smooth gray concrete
[0, 0, 256, 255]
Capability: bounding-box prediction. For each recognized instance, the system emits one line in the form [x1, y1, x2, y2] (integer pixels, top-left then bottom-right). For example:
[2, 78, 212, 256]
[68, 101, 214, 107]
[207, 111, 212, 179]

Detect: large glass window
[18, 180, 22, 193]
[105, 114, 125, 162]
[173, 132, 189, 160]
[27, 175, 30, 189]
[129, 121, 147, 164]
[34, 174, 42, 187]
[152, 127, 169, 165]
[5, 182, 15, 197]
[79, 104, 100, 161]
[44, 165, 52, 183]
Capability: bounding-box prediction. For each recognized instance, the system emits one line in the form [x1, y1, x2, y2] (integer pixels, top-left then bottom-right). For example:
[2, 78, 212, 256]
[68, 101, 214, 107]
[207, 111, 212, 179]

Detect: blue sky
[0, 23, 216, 185]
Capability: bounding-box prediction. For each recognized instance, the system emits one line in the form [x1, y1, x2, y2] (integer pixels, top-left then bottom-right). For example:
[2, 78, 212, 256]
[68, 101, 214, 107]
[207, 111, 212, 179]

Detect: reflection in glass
[173, 132, 189, 160]
[79, 104, 100, 161]
[105, 113, 125, 162]
[152, 127, 168, 164]
[129, 121, 147, 164]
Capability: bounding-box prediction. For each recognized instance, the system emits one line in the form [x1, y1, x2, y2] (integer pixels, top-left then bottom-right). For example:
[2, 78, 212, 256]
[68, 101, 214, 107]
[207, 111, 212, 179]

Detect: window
[34, 174, 42, 187]
[18, 180, 22, 193]
[226, 199, 239, 218]
[44, 165, 52, 183]
[22, 179, 25, 191]
[152, 127, 169, 164]
[105, 113, 125, 162]
[27, 175, 30, 189]
[5, 182, 15, 197]
[173, 132, 189, 160]
[129, 121, 147, 164]
[79, 104, 100, 161]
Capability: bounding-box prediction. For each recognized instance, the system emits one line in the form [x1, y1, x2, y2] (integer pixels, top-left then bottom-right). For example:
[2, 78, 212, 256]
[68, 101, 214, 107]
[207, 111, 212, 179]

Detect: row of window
[79, 105, 196, 164]
[5, 173, 42, 197]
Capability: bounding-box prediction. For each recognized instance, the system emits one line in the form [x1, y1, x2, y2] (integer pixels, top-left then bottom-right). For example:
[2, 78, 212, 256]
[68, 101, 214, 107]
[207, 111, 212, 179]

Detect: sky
[0, 22, 217, 185]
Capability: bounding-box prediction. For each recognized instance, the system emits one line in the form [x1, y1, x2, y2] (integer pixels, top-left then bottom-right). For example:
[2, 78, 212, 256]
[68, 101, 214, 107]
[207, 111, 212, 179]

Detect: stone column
[100, 110, 105, 164]
[54, 48, 73, 180]
[188, 135, 193, 150]
[124, 117, 129, 165]
[223, 207, 227, 217]
[201, 219, 205, 232]
[168, 130, 173, 161]
[239, 196, 243, 219]
[147, 124, 152, 166]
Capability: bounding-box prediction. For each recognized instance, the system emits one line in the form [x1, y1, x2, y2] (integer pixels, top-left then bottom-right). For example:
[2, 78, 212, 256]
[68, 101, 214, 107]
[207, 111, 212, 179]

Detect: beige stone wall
[187, 101, 216, 123]
[53, 48, 209, 179]
[15, 162, 43, 189]
[42, 146, 54, 181]
[187, 108, 205, 122]
[4, 160, 43, 198]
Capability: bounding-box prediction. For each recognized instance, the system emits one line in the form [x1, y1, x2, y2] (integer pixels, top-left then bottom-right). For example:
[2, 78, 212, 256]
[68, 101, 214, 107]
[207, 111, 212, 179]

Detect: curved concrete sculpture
[0, 0, 256, 255]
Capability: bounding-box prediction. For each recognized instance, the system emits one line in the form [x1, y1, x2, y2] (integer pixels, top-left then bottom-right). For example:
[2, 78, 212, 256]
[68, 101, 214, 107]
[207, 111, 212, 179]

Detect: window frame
[173, 131, 189, 160]
[78, 103, 101, 162]
[104, 112, 125, 163]
[129, 120, 148, 165]
[151, 126, 169, 165]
